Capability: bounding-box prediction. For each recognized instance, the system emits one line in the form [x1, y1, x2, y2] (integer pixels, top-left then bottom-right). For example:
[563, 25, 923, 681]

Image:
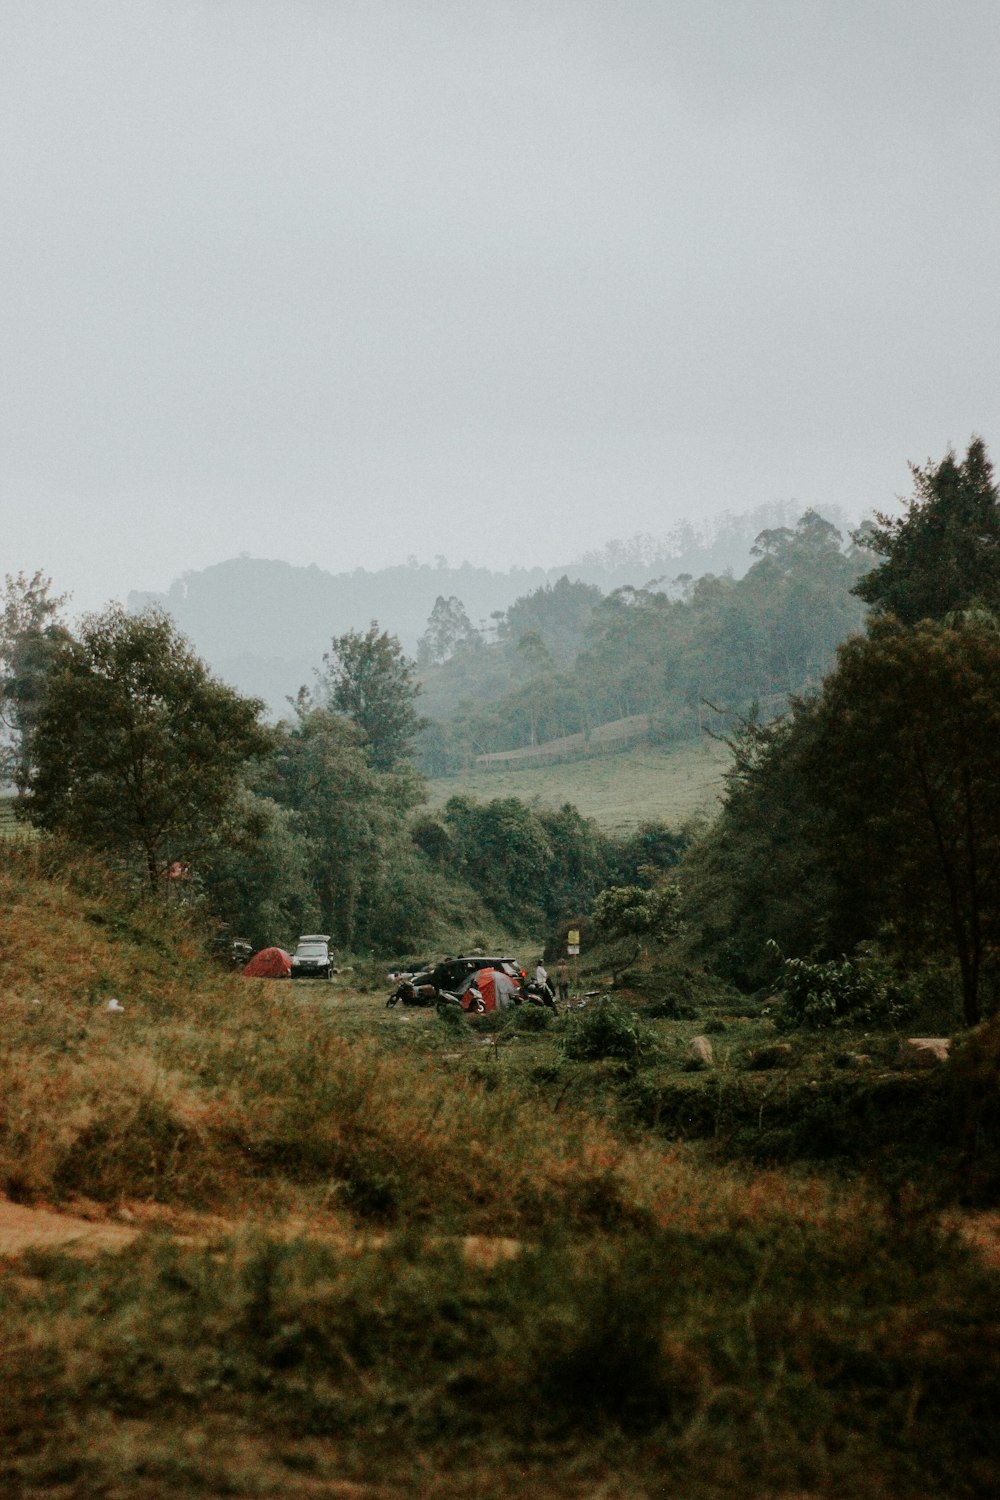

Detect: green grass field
[0, 793, 21, 838]
[425, 737, 731, 831]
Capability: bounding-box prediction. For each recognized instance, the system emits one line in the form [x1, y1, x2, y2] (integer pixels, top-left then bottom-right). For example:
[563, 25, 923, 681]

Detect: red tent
[465, 967, 520, 1013]
[241, 947, 292, 979]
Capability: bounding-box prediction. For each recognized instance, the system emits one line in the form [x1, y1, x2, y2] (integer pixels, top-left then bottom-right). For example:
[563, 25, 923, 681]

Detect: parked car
[291, 934, 333, 980]
[387, 954, 524, 1007]
[210, 934, 254, 969]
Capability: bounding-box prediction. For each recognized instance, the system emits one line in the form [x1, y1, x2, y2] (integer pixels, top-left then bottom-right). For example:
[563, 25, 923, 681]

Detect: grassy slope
[425, 737, 731, 831]
[0, 792, 18, 835]
[1, 842, 999, 1498]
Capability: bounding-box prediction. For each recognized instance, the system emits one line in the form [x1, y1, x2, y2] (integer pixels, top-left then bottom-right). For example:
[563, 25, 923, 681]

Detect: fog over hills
[129, 504, 850, 715]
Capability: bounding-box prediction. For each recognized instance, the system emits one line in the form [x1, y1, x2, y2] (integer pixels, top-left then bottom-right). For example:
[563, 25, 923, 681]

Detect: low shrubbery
[769, 944, 906, 1029]
[3, 1209, 999, 1498]
[561, 996, 659, 1068]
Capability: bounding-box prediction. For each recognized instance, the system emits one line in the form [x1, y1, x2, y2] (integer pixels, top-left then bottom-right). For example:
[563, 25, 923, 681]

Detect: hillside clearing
[424, 737, 730, 831]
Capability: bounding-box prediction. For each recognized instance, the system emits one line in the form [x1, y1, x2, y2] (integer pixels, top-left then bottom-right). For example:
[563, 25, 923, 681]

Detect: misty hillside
[129, 504, 835, 714]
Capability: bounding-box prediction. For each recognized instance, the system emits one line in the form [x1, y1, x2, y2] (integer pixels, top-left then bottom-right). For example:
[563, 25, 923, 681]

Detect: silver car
[290, 934, 333, 980]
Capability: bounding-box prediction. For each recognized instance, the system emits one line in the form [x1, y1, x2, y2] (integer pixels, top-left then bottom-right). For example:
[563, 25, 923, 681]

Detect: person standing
[534, 958, 554, 1005]
[555, 957, 570, 1004]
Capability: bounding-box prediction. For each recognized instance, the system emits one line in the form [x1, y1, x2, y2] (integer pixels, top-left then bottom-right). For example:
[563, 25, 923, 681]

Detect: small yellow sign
[567, 929, 580, 946]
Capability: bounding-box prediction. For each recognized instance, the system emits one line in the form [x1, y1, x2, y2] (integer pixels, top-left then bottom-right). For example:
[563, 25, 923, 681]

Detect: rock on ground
[686, 1035, 714, 1069]
[897, 1037, 951, 1068]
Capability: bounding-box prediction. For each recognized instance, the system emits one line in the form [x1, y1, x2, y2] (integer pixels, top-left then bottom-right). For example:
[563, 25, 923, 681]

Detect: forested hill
[127, 504, 836, 715]
[420, 510, 873, 771]
[129, 557, 550, 714]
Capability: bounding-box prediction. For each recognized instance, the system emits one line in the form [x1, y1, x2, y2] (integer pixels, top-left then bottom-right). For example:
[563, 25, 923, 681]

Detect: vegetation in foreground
[1, 842, 999, 1498]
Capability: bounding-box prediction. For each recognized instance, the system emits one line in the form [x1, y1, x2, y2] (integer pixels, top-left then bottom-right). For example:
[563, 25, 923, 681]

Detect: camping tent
[466, 967, 521, 1013]
[241, 947, 292, 979]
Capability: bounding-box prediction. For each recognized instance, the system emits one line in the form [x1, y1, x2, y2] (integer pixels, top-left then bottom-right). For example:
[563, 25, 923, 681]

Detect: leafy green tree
[592, 883, 681, 946]
[797, 611, 1000, 1026]
[319, 622, 423, 771]
[684, 611, 1000, 1023]
[591, 882, 681, 978]
[0, 570, 70, 783]
[269, 703, 430, 950]
[534, 803, 611, 921]
[416, 595, 479, 669]
[21, 606, 272, 886]
[497, 576, 602, 666]
[678, 708, 837, 989]
[743, 509, 868, 694]
[609, 820, 688, 887]
[442, 795, 553, 925]
[196, 787, 314, 950]
[853, 436, 1000, 622]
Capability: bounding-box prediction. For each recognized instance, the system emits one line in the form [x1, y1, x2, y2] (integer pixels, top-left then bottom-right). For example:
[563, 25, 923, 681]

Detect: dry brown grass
[2, 842, 1000, 1499]
[0, 842, 903, 1252]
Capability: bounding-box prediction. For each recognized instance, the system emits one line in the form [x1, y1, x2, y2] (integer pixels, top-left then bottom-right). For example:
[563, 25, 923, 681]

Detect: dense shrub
[772, 947, 905, 1029]
[562, 996, 659, 1067]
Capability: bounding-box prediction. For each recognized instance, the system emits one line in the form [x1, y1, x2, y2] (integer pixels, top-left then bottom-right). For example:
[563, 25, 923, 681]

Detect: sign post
[567, 928, 580, 996]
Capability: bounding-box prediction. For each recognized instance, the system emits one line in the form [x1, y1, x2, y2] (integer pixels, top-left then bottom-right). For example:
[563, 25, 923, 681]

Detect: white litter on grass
[106, 998, 124, 1012]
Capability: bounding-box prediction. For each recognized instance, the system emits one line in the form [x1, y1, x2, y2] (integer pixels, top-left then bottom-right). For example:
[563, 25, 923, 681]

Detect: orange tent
[241, 947, 292, 979]
[465, 967, 520, 1013]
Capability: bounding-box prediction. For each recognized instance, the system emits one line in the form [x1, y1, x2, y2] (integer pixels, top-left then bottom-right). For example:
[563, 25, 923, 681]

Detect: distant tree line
[415, 509, 871, 772]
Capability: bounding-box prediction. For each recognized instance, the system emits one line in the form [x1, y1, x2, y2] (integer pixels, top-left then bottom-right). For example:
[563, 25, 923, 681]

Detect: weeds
[4, 840, 1000, 1496]
[562, 996, 659, 1067]
[2, 1215, 998, 1497]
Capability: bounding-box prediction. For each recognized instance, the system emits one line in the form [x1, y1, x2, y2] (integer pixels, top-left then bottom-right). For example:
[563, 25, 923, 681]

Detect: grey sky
[2, 1, 998, 614]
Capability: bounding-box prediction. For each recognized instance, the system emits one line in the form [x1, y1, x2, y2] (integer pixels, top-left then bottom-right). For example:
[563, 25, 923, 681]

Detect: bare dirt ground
[0, 1195, 996, 1273]
[0, 1195, 522, 1266]
[0, 1196, 141, 1255]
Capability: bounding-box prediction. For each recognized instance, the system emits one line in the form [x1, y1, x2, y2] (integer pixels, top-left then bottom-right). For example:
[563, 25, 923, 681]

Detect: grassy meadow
[424, 737, 730, 831]
[1, 839, 999, 1497]
[0, 792, 20, 837]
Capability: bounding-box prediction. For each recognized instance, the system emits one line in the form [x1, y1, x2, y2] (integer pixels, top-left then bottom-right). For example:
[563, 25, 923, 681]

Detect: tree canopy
[22, 606, 272, 886]
[852, 436, 1000, 623]
[319, 623, 423, 771]
[798, 611, 1000, 1025]
[0, 570, 70, 784]
[420, 509, 870, 769]
[267, 701, 429, 950]
[683, 610, 1000, 1024]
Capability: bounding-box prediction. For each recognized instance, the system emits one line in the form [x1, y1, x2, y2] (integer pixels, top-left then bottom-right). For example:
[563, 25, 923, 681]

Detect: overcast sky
[2, 1, 998, 613]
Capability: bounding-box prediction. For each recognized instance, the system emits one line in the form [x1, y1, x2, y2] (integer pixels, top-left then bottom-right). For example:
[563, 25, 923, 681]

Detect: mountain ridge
[128, 503, 852, 714]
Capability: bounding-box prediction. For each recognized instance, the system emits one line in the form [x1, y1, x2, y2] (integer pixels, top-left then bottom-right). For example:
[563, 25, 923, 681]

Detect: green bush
[771, 946, 905, 1030]
[507, 1004, 553, 1033]
[562, 996, 658, 1066]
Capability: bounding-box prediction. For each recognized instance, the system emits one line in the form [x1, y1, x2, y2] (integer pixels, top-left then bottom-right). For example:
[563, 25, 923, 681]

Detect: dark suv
[387, 954, 524, 1007]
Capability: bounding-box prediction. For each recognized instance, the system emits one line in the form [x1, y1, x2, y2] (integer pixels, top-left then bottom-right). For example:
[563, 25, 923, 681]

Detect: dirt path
[0, 1195, 522, 1267]
[0, 1197, 140, 1256]
[1, 1194, 995, 1272]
